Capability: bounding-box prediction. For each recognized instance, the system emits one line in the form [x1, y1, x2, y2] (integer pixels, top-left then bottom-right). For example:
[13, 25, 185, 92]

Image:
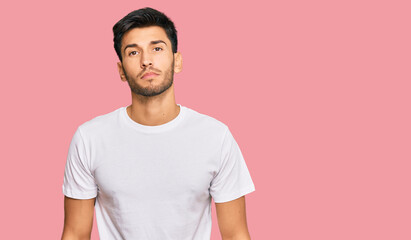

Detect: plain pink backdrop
[0, 0, 410, 239]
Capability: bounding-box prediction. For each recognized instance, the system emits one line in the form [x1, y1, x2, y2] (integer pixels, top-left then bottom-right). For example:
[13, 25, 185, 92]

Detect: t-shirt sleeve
[210, 127, 255, 203]
[62, 127, 98, 199]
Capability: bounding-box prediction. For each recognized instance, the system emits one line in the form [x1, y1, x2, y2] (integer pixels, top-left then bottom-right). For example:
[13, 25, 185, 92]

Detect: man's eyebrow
[123, 43, 138, 54]
[150, 40, 167, 45]
[123, 40, 167, 54]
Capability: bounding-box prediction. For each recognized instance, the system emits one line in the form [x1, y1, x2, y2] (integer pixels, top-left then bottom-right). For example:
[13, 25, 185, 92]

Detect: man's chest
[90, 133, 221, 206]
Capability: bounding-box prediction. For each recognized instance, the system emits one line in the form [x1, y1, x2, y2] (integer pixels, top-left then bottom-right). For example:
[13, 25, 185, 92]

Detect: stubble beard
[124, 61, 175, 97]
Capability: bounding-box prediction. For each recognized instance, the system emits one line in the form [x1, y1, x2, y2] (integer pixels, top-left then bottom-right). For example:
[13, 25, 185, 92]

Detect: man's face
[118, 26, 182, 97]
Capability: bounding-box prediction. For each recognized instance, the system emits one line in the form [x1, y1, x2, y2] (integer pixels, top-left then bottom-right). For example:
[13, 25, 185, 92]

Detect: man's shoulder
[77, 107, 123, 133]
[183, 106, 229, 133]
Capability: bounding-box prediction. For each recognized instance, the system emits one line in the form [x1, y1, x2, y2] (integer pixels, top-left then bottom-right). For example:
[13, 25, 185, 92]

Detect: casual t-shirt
[62, 104, 255, 240]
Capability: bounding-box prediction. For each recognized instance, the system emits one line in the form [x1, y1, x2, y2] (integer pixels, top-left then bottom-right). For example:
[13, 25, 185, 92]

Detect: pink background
[0, 0, 410, 239]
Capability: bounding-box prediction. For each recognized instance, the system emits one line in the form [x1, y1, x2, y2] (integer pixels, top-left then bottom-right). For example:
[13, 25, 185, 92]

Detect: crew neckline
[121, 104, 186, 133]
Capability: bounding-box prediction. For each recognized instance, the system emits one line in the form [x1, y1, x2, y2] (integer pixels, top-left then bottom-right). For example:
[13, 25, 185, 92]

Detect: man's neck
[127, 87, 180, 126]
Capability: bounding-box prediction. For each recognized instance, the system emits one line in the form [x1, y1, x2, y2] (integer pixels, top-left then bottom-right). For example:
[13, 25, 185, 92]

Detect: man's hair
[113, 7, 178, 61]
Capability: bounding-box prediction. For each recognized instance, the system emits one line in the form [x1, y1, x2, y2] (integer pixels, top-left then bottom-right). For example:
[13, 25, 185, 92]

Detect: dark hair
[113, 7, 178, 61]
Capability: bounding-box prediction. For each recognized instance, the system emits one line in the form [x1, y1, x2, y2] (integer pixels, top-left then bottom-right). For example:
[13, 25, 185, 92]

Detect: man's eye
[154, 47, 163, 51]
[129, 51, 138, 56]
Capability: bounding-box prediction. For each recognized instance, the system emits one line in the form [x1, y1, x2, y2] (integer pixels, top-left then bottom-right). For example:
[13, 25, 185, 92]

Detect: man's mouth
[141, 72, 159, 79]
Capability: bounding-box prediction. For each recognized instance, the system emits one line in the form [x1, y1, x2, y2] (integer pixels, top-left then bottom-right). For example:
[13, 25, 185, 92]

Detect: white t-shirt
[63, 104, 255, 240]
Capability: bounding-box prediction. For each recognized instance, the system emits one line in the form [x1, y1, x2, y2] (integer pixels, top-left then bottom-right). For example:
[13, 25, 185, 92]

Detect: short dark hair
[113, 7, 178, 61]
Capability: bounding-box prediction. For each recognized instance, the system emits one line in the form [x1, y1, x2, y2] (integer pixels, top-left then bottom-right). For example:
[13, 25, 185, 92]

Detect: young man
[62, 7, 255, 240]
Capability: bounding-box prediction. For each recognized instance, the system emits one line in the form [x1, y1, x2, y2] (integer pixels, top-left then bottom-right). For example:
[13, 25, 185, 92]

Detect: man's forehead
[122, 26, 169, 46]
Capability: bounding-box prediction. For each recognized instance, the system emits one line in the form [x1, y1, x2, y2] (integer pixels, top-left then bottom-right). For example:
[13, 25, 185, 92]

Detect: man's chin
[131, 90, 159, 97]
[127, 77, 173, 97]
[130, 87, 168, 97]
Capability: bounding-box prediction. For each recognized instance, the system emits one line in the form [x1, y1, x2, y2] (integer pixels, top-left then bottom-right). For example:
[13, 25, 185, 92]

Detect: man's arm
[215, 196, 251, 240]
[61, 196, 95, 240]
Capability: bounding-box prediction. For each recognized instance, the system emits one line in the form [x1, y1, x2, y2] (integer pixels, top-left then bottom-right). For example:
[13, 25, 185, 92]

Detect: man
[62, 7, 255, 240]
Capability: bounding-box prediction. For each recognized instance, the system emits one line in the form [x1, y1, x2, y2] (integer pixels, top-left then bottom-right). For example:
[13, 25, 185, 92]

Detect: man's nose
[140, 53, 153, 68]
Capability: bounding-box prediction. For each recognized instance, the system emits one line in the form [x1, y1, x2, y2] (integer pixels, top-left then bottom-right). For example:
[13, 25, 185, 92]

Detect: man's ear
[117, 62, 126, 82]
[174, 52, 183, 73]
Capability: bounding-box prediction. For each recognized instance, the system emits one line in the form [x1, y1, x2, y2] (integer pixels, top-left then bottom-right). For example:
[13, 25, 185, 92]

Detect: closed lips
[142, 72, 159, 79]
